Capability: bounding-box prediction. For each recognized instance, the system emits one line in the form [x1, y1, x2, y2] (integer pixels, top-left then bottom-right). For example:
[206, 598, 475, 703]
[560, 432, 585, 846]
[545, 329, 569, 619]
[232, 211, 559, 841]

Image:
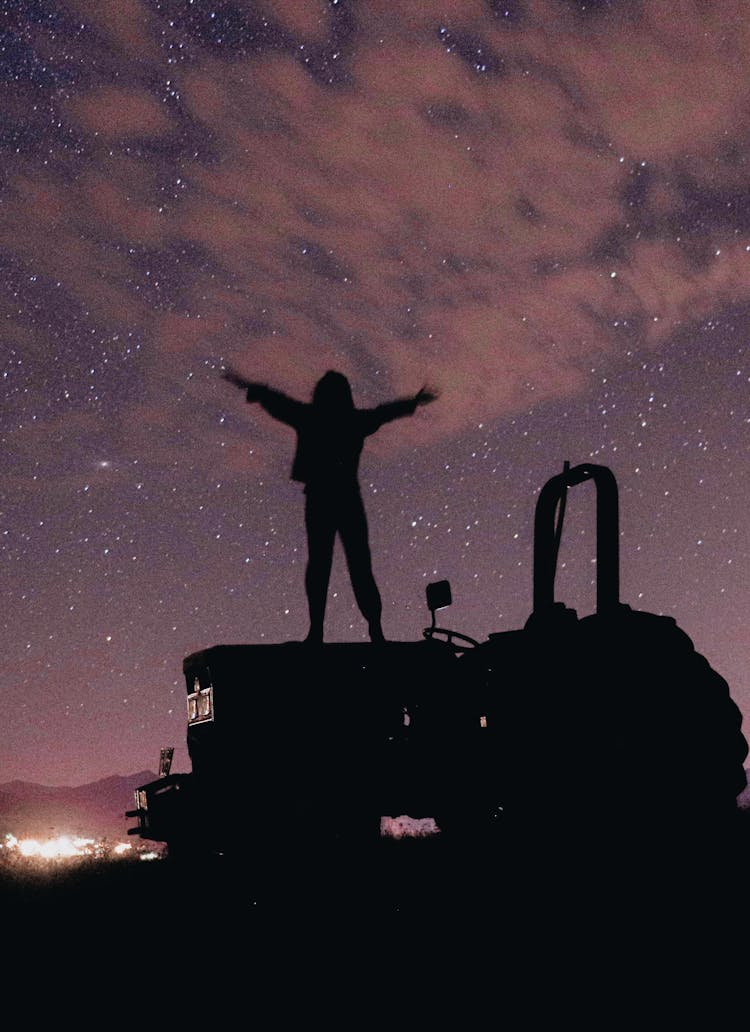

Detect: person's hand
[244, 382, 265, 403]
[414, 385, 438, 407]
[221, 365, 252, 391]
[222, 367, 266, 402]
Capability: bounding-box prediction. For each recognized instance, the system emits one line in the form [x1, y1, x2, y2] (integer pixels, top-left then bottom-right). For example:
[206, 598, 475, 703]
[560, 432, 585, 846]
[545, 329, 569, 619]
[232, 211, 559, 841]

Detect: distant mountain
[2, 768, 747, 843]
[0, 771, 157, 842]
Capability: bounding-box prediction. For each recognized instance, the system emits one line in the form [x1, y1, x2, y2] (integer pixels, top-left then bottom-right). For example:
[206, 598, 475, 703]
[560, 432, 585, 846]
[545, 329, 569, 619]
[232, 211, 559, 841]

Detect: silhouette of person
[223, 367, 437, 643]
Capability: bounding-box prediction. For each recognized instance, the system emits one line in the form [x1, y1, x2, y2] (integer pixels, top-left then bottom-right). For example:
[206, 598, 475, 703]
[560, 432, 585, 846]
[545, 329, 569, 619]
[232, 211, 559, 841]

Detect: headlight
[187, 679, 214, 724]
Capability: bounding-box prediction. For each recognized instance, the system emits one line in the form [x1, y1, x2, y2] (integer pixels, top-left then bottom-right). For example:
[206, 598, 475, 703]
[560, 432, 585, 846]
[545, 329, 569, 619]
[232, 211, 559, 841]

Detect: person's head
[312, 370, 354, 411]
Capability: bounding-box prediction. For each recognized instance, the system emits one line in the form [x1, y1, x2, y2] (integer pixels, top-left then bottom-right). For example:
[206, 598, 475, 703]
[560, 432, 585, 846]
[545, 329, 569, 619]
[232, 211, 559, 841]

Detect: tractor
[128, 463, 748, 869]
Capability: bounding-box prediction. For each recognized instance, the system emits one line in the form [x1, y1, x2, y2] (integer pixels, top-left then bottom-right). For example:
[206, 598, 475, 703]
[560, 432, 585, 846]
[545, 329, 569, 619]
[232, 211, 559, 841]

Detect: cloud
[7, 0, 750, 471]
[258, 0, 332, 43]
[67, 0, 161, 59]
[68, 87, 172, 139]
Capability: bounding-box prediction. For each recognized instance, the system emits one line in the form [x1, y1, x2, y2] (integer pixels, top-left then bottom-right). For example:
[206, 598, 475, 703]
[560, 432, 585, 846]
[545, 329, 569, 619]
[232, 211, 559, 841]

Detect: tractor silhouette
[128, 463, 748, 870]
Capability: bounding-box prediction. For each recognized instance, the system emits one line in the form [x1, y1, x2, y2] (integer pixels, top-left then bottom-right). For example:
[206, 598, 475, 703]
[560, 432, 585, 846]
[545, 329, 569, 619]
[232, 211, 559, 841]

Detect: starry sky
[3, 0, 750, 786]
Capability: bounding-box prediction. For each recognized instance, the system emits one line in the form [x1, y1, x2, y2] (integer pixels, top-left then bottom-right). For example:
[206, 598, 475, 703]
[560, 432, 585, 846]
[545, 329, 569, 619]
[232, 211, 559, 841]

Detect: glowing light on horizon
[18, 835, 94, 859]
[1, 832, 155, 863]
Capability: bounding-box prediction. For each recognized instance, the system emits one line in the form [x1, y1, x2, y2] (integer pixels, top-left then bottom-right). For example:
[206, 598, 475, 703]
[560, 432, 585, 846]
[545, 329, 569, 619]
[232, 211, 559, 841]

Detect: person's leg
[339, 488, 384, 643]
[304, 490, 336, 643]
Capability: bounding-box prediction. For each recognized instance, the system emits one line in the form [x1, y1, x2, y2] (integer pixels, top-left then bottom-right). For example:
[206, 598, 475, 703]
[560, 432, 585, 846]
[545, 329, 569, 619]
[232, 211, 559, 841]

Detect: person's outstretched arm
[222, 366, 305, 427]
[361, 386, 438, 435]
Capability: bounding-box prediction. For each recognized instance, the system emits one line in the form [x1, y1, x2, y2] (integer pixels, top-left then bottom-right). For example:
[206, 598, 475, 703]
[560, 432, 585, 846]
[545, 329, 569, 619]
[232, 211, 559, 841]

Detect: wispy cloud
[5, 0, 750, 467]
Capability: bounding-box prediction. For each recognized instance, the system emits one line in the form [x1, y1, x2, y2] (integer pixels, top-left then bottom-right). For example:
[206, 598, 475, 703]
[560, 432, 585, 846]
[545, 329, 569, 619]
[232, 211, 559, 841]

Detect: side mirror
[426, 579, 452, 617]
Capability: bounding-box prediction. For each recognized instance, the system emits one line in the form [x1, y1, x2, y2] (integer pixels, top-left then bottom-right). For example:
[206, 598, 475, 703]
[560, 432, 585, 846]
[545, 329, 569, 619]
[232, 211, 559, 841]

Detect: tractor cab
[127, 592, 464, 859]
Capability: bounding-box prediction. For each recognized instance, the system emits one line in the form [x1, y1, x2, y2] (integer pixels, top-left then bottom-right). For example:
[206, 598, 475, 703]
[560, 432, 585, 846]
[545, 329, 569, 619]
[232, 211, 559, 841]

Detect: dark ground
[3, 824, 748, 1024]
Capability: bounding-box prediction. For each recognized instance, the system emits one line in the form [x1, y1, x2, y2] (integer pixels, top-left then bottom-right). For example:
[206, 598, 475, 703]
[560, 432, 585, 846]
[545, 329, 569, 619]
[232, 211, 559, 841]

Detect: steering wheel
[423, 627, 480, 651]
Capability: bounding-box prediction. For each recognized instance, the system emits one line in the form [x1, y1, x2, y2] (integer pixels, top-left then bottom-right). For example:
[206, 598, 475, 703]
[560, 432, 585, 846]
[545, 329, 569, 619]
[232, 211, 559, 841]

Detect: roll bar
[533, 462, 620, 615]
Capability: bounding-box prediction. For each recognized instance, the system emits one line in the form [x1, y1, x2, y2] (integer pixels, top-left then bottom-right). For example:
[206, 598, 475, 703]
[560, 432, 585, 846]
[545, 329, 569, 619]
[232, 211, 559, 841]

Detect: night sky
[3, 0, 750, 786]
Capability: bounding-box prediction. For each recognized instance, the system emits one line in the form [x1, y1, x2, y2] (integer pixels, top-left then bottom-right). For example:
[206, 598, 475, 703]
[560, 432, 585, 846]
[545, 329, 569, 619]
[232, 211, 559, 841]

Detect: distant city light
[1, 832, 158, 863]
